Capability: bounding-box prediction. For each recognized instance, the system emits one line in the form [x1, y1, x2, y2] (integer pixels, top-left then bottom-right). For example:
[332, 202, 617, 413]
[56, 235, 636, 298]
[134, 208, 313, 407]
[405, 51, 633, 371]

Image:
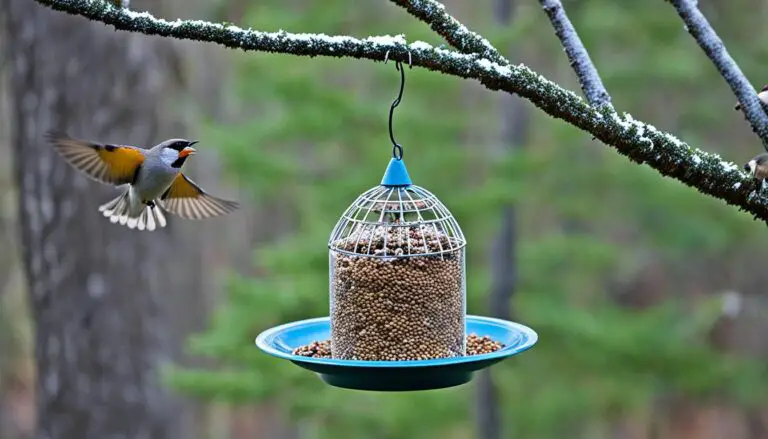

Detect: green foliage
[169, 0, 768, 437]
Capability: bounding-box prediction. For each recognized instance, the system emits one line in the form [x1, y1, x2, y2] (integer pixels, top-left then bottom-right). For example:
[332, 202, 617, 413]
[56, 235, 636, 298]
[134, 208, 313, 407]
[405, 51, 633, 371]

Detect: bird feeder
[328, 159, 466, 361]
[255, 60, 537, 392]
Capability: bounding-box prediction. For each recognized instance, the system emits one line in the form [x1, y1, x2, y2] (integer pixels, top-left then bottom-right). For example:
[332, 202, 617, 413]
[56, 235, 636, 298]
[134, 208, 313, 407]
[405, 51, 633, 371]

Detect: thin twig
[539, 0, 612, 108]
[669, 0, 768, 150]
[389, 0, 509, 65]
[30, 0, 768, 223]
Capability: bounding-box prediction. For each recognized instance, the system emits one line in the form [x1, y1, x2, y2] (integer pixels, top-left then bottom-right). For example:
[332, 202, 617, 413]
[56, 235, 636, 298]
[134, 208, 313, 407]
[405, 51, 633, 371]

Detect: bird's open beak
[179, 146, 197, 158]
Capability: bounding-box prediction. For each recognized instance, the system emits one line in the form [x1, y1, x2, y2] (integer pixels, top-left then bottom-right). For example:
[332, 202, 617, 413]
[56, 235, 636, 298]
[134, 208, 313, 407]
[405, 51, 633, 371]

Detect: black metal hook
[383, 50, 413, 69]
[384, 50, 410, 160]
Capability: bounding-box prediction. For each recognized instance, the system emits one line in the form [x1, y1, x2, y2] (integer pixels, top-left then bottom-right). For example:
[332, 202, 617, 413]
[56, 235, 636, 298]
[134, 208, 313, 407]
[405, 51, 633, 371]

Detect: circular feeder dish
[255, 315, 538, 392]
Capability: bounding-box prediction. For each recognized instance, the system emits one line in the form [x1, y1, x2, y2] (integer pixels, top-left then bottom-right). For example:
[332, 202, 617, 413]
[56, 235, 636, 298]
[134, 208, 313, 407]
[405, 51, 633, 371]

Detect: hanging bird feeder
[255, 57, 537, 392]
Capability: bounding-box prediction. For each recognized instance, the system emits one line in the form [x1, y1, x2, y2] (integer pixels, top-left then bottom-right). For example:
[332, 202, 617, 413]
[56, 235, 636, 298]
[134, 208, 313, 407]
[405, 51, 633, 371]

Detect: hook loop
[383, 50, 412, 69]
[384, 50, 410, 160]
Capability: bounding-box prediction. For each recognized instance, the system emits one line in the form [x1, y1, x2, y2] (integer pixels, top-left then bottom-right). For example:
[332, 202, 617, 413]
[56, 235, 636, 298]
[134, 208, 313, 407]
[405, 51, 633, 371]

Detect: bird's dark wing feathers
[159, 173, 239, 220]
[45, 130, 145, 186]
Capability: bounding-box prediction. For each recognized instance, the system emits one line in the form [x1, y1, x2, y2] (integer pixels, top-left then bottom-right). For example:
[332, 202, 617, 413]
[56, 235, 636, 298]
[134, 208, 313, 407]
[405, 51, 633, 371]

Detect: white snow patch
[611, 112, 629, 129]
[419, 0, 447, 12]
[316, 34, 356, 44]
[691, 155, 702, 165]
[610, 112, 654, 149]
[476, 58, 512, 77]
[477, 35, 497, 53]
[720, 161, 739, 172]
[189, 19, 214, 28]
[287, 33, 310, 41]
[410, 40, 433, 51]
[477, 58, 493, 70]
[366, 34, 406, 46]
[123, 9, 155, 21]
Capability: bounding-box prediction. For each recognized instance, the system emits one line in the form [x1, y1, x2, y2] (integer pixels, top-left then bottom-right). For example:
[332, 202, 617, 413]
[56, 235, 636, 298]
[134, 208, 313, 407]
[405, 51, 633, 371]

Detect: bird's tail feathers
[135, 203, 167, 231]
[98, 193, 167, 231]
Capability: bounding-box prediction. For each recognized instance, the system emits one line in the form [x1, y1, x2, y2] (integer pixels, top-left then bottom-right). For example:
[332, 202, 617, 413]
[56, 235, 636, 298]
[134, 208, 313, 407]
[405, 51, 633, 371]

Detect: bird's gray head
[156, 138, 197, 168]
[744, 153, 768, 176]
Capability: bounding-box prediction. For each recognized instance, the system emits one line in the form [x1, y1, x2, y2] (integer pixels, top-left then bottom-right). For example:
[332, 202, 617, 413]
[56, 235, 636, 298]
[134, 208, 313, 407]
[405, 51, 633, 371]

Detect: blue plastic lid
[381, 158, 412, 187]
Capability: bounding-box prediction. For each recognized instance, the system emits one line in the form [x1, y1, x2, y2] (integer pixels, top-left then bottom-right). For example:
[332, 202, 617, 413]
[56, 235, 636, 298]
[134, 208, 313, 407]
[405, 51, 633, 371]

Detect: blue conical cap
[380, 158, 412, 187]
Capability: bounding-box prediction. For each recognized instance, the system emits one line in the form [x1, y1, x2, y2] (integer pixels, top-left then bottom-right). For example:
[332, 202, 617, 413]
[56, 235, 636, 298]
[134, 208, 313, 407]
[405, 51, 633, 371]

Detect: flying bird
[45, 130, 239, 231]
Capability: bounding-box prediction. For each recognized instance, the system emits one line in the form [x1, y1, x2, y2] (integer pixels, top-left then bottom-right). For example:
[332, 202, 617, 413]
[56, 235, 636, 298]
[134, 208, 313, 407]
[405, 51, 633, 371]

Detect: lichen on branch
[30, 0, 768, 223]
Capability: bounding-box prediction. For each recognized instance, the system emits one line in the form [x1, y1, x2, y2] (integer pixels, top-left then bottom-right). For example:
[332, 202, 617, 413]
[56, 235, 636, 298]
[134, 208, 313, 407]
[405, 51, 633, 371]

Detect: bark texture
[475, 1, 529, 438]
[1, 1, 187, 438]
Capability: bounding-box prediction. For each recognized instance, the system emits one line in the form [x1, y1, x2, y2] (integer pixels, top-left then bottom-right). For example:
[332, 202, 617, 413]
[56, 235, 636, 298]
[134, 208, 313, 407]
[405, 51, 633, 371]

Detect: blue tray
[255, 315, 537, 392]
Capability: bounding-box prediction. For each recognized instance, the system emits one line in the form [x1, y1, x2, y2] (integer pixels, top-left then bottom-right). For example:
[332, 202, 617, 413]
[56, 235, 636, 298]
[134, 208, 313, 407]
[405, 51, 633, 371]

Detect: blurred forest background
[2, 0, 768, 438]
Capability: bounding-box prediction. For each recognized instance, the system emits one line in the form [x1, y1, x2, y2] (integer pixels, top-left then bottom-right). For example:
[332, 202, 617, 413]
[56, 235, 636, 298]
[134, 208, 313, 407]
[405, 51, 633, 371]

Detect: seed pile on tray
[329, 224, 465, 361]
[293, 340, 332, 358]
[465, 334, 505, 356]
[293, 333, 505, 359]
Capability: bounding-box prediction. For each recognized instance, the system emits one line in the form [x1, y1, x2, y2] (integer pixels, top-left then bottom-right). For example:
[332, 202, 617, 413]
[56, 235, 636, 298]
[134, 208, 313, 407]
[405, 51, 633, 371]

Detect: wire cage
[328, 169, 468, 361]
[329, 185, 466, 258]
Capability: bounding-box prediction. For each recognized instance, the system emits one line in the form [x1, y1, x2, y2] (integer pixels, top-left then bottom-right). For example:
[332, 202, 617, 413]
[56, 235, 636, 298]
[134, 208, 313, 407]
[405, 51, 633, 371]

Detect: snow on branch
[669, 0, 768, 150]
[30, 0, 768, 223]
[388, 0, 508, 65]
[539, 0, 612, 108]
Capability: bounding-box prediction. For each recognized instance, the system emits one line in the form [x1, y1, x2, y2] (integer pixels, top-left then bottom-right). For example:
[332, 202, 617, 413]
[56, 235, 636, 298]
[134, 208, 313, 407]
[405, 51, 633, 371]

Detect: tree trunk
[475, 1, 530, 439]
[1, 1, 188, 438]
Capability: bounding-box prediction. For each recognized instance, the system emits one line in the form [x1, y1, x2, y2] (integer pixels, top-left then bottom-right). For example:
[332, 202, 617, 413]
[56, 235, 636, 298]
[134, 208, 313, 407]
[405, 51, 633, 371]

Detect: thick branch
[539, 0, 612, 108]
[31, 0, 768, 223]
[669, 0, 768, 150]
[389, 0, 508, 65]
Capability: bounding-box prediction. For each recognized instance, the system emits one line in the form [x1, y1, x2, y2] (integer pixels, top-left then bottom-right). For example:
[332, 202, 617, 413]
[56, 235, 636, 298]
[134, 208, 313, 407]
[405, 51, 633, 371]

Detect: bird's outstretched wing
[45, 130, 146, 186]
[159, 173, 239, 220]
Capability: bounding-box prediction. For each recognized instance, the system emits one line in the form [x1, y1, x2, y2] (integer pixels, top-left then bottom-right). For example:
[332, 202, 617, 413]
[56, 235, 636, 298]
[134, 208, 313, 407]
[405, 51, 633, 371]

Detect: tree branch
[30, 0, 768, 223]
[668, 0, 768, 150]
[388, 0, 508, 65]
[539, 0, 612, 108]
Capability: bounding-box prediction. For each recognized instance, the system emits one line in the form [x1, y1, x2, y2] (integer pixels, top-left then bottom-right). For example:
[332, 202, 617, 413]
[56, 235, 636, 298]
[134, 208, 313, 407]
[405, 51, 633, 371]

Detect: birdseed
[293, 333, 505, 359]
[329, 225, 465, 361]
[465, 334, 505, 356]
